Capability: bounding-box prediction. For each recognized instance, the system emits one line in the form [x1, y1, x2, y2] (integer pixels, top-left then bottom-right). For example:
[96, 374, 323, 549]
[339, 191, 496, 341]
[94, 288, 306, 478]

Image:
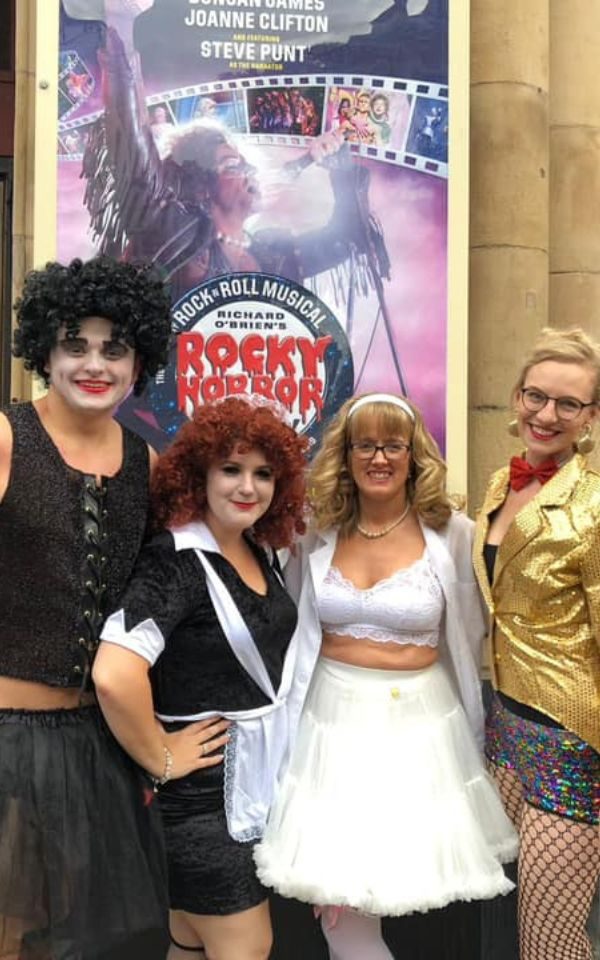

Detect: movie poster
[57, 0, 449, 451]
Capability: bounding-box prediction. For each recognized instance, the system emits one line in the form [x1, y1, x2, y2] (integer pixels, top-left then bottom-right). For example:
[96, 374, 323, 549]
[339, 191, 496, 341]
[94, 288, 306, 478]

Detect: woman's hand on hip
[165, 717, 231, 778]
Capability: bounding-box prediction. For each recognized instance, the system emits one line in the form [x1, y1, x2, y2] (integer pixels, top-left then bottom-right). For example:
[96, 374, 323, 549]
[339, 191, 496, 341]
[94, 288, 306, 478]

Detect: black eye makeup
[255, 467, 274, 481]
[57, 338, 130, 359]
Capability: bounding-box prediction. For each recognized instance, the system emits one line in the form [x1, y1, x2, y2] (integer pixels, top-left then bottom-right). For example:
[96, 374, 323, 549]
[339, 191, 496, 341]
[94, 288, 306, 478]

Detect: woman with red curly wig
[92, 397, 310, 960]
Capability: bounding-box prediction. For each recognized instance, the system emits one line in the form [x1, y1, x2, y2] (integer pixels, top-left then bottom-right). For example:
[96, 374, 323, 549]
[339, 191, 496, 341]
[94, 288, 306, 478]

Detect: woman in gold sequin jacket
[473, 328, 600, 960]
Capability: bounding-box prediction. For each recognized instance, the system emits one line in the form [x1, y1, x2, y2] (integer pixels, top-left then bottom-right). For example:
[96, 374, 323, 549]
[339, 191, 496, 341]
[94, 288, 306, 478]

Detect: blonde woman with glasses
[473, 328, 600, 960]
[255, 393, 517, 959]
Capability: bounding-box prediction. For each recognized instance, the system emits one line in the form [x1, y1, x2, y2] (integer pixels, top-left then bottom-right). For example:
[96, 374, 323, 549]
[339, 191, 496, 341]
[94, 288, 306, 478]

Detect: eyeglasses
[349, 442, 410, 461]
[520, 387, 597, 421]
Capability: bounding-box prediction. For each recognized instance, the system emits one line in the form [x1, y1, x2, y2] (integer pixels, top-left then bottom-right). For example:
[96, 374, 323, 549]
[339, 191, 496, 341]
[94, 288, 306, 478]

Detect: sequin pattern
[473, 454, 600, 752]
[485, 695, 599, 825]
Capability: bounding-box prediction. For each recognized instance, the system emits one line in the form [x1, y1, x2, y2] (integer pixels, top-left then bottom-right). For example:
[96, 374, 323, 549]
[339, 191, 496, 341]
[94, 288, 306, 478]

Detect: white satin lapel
[308, 529, 338, 597]
[171, 521, 278, 703]
[194, 549, 277, 702]
[420, 521, 456, 595]
[171, 520, 220, 553]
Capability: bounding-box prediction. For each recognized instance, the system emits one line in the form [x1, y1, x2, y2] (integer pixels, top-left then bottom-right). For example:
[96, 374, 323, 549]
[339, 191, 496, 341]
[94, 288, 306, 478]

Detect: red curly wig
[151, 398, 309, 548]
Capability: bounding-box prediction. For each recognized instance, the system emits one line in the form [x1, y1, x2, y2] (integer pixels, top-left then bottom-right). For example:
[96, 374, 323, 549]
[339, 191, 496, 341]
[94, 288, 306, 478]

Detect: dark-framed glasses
[349, 441, 411, 461]
[520, 387, 597, 421]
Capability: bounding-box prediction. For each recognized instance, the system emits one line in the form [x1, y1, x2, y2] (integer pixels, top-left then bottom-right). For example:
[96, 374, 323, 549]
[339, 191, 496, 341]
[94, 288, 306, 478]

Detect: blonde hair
[309, 394, 453, 532]
[515, 327, 600, 402]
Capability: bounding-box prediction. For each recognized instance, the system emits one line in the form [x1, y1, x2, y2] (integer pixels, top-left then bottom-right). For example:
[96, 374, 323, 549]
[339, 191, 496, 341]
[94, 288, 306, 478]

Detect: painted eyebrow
[58, 337, 128, 347]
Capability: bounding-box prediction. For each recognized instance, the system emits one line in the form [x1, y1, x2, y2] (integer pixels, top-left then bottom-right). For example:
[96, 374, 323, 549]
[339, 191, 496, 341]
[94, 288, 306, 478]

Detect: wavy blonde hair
[515, 327, 600, 402]
[308, 394, 453, 532]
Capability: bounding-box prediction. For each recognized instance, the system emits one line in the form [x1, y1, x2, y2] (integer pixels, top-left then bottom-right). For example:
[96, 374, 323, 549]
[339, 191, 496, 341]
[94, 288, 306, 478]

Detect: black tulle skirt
[0, 705, 167, 960]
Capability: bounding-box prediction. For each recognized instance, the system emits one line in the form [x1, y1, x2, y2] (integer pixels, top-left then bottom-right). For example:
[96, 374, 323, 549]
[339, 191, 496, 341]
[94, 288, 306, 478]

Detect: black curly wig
[12, 256, 172, 395]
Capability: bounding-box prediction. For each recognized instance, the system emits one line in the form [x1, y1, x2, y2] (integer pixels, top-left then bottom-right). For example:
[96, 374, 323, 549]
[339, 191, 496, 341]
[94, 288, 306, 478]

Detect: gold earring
[576, 424, 595, 454]
[507, 419, 520, 438]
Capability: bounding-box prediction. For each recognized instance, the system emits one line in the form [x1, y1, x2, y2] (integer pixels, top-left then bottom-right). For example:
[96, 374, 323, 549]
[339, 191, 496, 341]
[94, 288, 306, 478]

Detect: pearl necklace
[356, 502, 411, 539]
[216, 231, 250, 250]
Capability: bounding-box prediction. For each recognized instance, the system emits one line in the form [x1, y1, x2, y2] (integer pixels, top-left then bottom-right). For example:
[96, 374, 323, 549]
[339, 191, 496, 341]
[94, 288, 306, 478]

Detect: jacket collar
[473, 454, 586, 603]
[171, 520, 221, 553]
[419, 517, 456, 592]
[307, 527, 338, 594]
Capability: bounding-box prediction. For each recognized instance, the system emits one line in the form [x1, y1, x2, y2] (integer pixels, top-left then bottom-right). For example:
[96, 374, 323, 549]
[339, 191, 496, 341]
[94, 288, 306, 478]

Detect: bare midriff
[0, 676, 90, 710]
[321, 633, 438, 671]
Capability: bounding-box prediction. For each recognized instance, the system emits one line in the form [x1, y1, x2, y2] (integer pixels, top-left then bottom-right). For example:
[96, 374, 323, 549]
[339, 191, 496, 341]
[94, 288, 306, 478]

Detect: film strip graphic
[58, 50, 95, 123]
[58, 72, 448, 178]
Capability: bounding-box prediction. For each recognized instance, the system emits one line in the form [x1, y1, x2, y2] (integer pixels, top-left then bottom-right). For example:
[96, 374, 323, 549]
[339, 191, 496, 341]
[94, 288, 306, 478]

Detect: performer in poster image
[82, 1, 389, 304]
[93, 397, 313, 960]
[369, 94, 392, 146]
[473, 328, 600, 960]
[0, 256, 172, 958]
[254, 393, 518, 959]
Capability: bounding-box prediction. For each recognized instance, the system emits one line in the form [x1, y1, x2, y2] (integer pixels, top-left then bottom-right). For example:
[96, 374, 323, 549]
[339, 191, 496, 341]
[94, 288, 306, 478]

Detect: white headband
[347, 393, 415, 422]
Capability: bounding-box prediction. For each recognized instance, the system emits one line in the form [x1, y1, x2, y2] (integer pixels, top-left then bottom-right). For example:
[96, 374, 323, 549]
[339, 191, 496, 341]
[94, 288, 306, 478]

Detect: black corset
[0, 403, 149, 687]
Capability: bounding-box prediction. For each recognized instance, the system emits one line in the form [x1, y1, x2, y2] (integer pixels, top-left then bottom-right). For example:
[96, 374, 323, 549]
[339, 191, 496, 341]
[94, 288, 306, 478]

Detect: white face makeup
[46, 315, 137, 415]
[204, 446, 276, 539]
[515, 360, 598, 465]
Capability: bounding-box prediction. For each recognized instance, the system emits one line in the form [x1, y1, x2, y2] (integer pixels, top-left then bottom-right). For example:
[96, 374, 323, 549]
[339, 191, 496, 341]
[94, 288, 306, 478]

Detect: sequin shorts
[485, 695, 600, 825]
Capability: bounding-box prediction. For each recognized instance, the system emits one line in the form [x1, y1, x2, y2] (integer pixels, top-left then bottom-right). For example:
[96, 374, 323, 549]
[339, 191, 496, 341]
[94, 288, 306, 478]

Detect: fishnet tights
[489, 762, 599, 960]
[519, 807, 598, 960]
[489, 762, 524, 830]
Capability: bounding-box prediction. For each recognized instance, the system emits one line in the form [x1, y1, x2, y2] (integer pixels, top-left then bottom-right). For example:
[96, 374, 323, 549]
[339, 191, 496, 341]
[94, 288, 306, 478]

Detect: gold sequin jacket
[473, 454, 600, 751]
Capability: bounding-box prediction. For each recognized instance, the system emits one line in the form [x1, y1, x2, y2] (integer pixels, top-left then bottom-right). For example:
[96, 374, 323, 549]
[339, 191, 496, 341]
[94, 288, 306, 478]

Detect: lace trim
[320, 555, 443, 647]
[223, 723, 264, 843]
[321, 623, 439, 647]
[326, 555, 439, 595]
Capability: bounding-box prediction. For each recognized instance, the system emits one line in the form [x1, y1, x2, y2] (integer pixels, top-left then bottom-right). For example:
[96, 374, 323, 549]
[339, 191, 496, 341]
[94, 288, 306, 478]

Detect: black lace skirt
[0, 705, 167, 960]
[158, 758, 267, 916]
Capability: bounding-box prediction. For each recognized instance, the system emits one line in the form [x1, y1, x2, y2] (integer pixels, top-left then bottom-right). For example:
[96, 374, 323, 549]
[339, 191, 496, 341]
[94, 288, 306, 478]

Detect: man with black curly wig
[0, 255, 171, 959]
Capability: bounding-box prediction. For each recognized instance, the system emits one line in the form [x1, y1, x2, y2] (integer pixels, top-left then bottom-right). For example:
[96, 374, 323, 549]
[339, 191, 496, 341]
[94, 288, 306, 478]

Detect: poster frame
[22, 0, 470, 494]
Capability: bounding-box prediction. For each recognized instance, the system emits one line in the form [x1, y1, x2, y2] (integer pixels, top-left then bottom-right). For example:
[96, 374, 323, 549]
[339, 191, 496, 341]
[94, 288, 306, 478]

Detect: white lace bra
[317, 553, 444, 647]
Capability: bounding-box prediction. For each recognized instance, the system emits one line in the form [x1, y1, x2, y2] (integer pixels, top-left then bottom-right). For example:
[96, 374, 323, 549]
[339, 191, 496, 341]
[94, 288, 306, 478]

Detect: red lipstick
[76, 381, 111, 394]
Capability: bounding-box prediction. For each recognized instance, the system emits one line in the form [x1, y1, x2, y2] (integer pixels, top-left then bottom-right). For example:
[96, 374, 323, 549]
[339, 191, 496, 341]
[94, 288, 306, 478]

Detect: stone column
[11, 0, 36, 401]
[11, 0, 58, 401]
[549, 1, 600, 337]
[469, 1, 550, 511]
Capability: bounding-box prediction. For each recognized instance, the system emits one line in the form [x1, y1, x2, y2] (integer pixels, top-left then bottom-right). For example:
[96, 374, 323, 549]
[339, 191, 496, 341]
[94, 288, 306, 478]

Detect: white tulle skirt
[254, 657, 518, 916]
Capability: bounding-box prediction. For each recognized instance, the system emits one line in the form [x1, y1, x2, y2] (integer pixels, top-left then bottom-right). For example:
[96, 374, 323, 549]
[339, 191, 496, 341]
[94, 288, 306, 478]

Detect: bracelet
[152, 745, 173, 793]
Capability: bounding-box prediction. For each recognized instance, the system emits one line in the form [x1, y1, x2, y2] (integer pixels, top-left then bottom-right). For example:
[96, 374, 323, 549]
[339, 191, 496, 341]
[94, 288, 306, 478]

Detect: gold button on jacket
[473, 455, 600, 751]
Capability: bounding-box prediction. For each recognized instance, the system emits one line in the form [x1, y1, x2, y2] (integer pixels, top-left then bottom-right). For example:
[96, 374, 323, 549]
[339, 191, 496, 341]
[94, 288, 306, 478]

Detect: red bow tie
[509, 456, 559, 491]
